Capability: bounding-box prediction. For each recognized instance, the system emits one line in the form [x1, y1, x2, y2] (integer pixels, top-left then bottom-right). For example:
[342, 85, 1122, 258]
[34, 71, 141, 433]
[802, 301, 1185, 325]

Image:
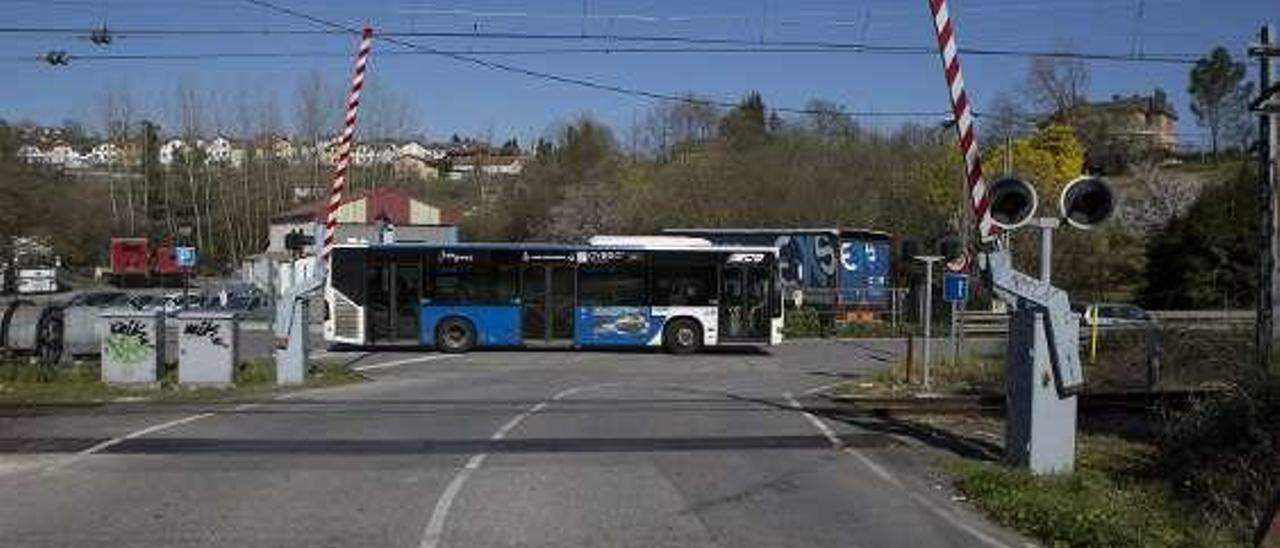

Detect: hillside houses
[10, 129, 528, 181]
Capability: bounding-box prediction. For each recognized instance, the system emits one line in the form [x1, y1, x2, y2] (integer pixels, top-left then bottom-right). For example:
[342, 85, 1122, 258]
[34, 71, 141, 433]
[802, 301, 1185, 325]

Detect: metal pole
[1004, 134, 1013, 176]
[924, 263, 933, 390]
[1258, 24, 1275, 374]
[1039, 221, 1054, 282]
[915, 255, 943, 391]
[950, 300, 960, 366]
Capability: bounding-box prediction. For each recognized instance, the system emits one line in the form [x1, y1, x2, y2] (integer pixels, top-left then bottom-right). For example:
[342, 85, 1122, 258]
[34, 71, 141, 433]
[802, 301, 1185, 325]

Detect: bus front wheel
[663, 319, 703, 355]
[436, 317, 476, 354]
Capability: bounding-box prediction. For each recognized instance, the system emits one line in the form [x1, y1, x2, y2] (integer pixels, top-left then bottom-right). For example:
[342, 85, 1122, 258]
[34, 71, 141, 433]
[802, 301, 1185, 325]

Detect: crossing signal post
[982, 176, 1115, 474]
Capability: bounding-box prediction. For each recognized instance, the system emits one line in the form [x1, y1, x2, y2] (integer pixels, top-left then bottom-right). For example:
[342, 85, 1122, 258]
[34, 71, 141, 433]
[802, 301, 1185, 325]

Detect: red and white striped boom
[321, 26, 373, 263]
[928, 0, 997, 244]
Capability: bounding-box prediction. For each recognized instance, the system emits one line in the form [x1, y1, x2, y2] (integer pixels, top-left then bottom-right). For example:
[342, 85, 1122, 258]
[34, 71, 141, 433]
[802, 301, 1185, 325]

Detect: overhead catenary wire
[7, 46, 1032, 60]
[0, 26, 1204, 64]
[233, 0, 950, 118]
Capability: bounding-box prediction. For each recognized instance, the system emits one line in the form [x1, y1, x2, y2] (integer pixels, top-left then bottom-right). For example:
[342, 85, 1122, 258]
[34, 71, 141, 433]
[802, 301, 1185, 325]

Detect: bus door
[720, 253, 773, 341]
[521, 262, 576, 343]
[366, 255, 422, 344]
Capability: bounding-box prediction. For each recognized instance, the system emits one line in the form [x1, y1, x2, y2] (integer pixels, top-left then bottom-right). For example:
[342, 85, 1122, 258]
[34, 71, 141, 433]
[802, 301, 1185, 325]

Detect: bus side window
[653, 269, 713, 307]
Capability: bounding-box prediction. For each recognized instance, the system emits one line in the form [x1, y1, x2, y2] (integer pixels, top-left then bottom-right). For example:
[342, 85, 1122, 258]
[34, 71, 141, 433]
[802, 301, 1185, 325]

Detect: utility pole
[914, 255, 944, 392]
[1250, 24, 1278, 375]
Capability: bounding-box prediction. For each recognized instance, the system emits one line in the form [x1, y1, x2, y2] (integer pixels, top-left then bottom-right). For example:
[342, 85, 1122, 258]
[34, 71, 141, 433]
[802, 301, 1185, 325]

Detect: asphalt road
[0, 341, 1025, 548]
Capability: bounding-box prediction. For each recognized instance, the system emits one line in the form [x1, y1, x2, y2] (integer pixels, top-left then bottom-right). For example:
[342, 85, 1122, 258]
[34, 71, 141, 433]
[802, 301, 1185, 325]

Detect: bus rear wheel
[436, 317, 476, 354]
[663, 319, 702, 355]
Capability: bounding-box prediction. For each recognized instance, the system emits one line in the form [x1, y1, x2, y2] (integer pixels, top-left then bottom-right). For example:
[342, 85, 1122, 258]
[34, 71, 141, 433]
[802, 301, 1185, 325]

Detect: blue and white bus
[324, 242, 783, 353]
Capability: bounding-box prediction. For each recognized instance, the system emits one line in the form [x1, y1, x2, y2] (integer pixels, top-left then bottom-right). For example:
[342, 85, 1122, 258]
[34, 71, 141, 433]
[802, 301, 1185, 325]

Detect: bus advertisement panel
[661, 228, 892, 312]
[838, 235, 892, 310]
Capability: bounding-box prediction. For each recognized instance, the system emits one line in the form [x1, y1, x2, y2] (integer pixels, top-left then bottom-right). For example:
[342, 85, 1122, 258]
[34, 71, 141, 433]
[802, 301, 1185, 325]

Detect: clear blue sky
[0, 0, 1272, 147]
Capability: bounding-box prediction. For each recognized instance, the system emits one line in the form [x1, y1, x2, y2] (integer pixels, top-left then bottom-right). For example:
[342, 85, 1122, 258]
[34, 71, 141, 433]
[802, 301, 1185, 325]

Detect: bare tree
[636, 96, 719, 158]
[175, 78, 208, 251]
[1025, 48, 1090, 117]
[295, 70, 338, 197]
[982, 91, 1033, 142]
[362, 83, 419, 141]
[97, 82, 137, 233]
[803, 99, 857, 138]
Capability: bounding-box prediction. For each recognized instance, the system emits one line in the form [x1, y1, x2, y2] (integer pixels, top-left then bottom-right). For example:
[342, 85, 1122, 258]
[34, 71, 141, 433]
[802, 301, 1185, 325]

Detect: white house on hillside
[46, 144, 84, 168]
[159, 139, 185, 165]
[202, 137, 234, 165]
[400, 142, 446, 162]
[87, 142, 120, 166]
[17, 145, 46, 164]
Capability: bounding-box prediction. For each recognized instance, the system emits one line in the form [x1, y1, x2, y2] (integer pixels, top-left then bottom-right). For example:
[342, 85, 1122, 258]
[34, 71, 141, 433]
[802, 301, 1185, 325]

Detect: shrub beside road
[0, 358, 363, 404]
[828, 354, 1277, 548]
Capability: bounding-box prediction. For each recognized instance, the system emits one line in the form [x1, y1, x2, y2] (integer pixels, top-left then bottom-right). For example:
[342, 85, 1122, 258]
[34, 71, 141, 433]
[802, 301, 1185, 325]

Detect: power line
[6, 46, 988, 61]
[0, 26, 1204, 64]
[235, 0, 949, 118]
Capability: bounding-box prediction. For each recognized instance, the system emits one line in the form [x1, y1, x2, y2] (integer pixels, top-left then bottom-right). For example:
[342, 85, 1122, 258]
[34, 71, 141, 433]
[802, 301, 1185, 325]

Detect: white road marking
[39, 364, 361, 475]
[418, 383, 615, 548]
[800, 379, 850, 396]
[783, 392, 844, 448]
[781, 392, 1011, 548]
[354, 354, 455, 372]
[74, 412, 216, 458]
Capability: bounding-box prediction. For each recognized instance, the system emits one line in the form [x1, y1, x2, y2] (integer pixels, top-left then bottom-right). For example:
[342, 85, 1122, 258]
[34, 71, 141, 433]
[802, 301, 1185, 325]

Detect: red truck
[107, 237, 186, 287]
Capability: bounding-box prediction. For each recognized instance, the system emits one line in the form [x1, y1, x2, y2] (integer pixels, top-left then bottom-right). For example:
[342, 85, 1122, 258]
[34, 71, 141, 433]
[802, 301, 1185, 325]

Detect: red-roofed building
[265, 187, 461, 256]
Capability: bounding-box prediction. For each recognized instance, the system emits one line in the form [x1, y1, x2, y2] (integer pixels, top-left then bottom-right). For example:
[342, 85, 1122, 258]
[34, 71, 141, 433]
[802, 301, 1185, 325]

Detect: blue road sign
[174, 246, 198, 268]
[943, 272, 969, 302]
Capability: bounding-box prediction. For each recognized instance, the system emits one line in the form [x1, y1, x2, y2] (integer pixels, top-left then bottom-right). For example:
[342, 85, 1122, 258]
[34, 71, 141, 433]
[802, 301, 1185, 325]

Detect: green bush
[1156, 386, 1279, 545]
[831, 321, 910, 338]
[783, 307, 823, 338]
[0, 360, 98, 385]
[952, 461, 1240, 548]
[236, 359, 276, 385]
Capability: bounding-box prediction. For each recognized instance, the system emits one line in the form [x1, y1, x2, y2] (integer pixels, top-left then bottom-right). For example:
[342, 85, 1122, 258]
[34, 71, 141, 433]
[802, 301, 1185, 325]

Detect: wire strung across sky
[0, 26, 1203, 65]
[4, 1, 1198, 121]
[227, 0, 949, 118]
[6, 46, 1036, 61]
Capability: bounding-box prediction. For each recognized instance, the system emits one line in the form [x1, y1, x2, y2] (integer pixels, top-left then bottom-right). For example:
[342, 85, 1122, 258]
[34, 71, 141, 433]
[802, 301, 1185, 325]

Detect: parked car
[64, 291, 132, 308]
[128, 293, 203, 315]
[1079, 303, 1158, 328]
[126, 293, 161, 311]
[204, 283, 267, 311]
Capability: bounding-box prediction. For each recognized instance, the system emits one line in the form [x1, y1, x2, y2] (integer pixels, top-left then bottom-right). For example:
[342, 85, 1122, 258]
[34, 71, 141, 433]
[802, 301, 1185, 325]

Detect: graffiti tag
[183, 320, 228, 348]
[105, 320, 151, 365]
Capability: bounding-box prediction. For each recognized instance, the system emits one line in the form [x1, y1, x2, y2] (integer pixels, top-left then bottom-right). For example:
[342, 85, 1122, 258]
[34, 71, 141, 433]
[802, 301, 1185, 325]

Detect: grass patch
[0, 357, 365, 404]
[843, 356, 1002, 397]
[950, 457, 1242, 548]
[938, 389, 1276, 547]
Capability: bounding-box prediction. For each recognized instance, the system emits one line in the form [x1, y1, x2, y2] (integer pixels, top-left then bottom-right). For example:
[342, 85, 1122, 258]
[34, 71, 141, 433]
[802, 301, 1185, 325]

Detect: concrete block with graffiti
[177, 312, 240, 387]
[99, 311, 164, 385]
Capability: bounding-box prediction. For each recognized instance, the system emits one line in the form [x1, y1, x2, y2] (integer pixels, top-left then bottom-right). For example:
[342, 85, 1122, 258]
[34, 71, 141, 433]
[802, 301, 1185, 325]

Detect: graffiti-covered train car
[661, 228, 892, 317]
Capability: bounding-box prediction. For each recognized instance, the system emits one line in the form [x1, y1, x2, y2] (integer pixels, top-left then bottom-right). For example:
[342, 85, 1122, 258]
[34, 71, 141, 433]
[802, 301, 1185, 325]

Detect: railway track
[810, 389, 1227, 415]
